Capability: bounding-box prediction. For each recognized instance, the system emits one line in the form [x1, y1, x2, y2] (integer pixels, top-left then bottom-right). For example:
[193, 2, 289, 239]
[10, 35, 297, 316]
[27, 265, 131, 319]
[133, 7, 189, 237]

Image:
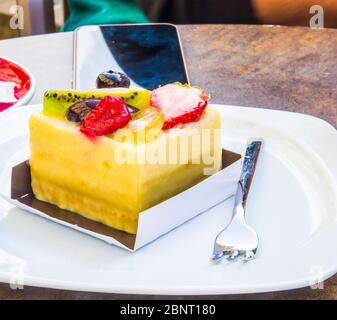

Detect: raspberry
[80, 96, 131, 137]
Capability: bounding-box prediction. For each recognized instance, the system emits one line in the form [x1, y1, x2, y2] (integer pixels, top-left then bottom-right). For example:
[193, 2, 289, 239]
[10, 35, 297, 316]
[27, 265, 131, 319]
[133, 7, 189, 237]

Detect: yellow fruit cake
[29, 84, 222, 234]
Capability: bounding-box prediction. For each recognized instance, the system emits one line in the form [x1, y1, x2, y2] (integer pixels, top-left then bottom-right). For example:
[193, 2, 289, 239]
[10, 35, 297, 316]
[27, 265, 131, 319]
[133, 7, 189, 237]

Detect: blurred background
[1, 0, 337, 39]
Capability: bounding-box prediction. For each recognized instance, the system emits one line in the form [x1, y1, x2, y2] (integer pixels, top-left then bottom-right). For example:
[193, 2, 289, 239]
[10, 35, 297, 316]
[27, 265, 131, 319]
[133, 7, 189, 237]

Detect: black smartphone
[74, 24, 189, 90]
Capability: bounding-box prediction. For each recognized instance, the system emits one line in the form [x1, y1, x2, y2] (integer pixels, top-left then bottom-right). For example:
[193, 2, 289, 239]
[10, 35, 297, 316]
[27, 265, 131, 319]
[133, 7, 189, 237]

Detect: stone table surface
[0, 25, 336, 300]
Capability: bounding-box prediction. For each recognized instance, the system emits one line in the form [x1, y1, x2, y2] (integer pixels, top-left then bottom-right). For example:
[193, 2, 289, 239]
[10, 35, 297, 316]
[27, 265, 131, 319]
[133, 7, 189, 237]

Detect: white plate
[0, 104, 336, 295]
[0, 56, 36, 109]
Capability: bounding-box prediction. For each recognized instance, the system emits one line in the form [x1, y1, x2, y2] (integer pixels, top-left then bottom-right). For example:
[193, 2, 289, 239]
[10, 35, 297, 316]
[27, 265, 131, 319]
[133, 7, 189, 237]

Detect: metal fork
[212, 138, 264, 262]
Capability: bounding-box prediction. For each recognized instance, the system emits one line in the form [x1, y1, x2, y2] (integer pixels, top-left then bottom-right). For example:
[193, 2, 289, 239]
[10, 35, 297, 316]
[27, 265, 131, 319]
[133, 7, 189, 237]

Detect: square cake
[29, 83, 222, 234]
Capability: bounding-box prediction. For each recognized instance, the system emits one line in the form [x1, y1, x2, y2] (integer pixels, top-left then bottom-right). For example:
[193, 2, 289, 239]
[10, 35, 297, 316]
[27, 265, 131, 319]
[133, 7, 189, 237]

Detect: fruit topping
[96, 70, 130, 88]
[116, 107, 164, 143]
[151, 83, 208, 130]
[80, 96, 131, 137]
[66, 100, 139, 123]
[66, 100, 100, 123]
[43, 88, 150, 119]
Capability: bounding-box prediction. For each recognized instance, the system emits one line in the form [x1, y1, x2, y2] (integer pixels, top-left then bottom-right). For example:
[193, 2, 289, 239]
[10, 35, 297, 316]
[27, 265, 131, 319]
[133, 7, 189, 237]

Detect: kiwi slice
[43, 88, 151, 119]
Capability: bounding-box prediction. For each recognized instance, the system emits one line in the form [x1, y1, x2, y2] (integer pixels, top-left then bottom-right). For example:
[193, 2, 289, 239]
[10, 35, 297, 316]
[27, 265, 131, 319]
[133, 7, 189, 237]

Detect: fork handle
[238, 138, 264, 209]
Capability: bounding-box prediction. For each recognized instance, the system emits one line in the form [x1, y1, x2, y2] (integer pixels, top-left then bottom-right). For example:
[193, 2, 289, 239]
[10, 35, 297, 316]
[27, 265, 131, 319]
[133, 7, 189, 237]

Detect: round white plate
[0, 104, 336, 295]
[0, 56, 36, 110]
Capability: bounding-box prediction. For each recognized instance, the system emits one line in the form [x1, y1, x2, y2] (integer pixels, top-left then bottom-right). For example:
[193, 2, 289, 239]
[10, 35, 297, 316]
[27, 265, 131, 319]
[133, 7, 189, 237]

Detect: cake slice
[29, 84, 222, 234]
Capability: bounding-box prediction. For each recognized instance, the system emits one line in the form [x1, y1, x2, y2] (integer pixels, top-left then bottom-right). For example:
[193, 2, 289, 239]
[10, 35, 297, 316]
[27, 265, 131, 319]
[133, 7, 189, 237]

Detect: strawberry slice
[80, 96, 131, 137]
[151, 83, 208, 130]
